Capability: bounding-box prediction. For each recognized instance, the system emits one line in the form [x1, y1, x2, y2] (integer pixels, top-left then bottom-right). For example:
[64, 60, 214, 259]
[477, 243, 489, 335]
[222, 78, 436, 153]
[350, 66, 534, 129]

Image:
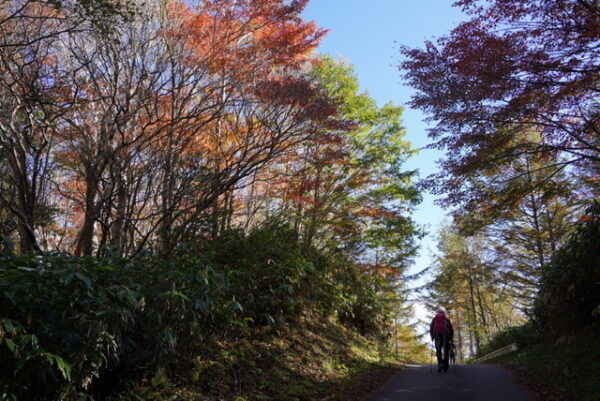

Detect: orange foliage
[355, 208, 399, 219]
[359, 263, 399, 278]
[167, 0, 325, 78]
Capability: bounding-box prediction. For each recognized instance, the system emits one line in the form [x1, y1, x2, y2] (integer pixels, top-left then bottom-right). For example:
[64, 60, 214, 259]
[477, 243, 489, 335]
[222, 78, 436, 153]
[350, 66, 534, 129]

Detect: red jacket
[430, 313, 454, 340]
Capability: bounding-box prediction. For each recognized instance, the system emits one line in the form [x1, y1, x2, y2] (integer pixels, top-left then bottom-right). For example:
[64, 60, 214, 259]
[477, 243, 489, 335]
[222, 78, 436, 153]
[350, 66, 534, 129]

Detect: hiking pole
[430, 339, 433, 373]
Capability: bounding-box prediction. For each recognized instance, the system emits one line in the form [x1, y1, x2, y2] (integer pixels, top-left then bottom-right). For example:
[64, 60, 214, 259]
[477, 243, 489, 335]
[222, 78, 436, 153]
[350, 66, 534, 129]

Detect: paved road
[368, 363, 531, 401]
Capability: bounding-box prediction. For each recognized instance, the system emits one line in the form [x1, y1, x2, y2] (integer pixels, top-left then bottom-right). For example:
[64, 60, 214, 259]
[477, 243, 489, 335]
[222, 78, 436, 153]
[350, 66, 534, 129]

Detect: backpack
[432, 313, 449, 337]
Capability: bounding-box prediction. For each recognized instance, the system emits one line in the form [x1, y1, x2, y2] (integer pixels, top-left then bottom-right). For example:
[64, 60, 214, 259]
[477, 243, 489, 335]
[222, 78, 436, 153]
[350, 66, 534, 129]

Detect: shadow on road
[368, 363, 531, 401]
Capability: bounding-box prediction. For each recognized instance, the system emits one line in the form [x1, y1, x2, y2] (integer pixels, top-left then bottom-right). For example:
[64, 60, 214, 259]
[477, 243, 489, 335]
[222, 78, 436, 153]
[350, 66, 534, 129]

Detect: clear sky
[301, 1, 467, 320]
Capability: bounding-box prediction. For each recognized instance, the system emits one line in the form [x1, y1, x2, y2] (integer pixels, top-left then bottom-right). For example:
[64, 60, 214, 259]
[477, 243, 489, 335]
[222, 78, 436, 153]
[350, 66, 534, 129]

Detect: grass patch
[113, 314, 402, 401]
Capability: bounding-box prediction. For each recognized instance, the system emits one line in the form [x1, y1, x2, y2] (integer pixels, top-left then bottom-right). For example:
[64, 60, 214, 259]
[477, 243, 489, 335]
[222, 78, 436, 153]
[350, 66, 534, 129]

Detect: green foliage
[201, 224, 397, 337]
[0, 254, 141, 400]
[293, 55, 422, 340]
[200, 226, 321, 324]
[335, 264, 397, 337]
[489, 329, 600, 401]
[306, 55, 422, 268]
[475, 203, 600, 399]
[535, 202, 600, 336]
[476, 323, 537, 358]
[0, 223, 401, 400]
[0, 253, 229, 400]
[429, 224, 525, 356]
[452, 145, 581, 309]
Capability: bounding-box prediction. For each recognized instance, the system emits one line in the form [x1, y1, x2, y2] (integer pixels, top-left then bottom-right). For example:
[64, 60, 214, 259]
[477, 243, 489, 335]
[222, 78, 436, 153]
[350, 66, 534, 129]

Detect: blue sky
[301, 1, 467, 317]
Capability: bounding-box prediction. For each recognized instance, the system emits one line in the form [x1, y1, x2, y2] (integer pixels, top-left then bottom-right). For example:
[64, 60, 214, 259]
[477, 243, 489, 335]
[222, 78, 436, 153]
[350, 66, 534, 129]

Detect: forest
[0, 0, 599, 400]
[0, 1, 423, 400]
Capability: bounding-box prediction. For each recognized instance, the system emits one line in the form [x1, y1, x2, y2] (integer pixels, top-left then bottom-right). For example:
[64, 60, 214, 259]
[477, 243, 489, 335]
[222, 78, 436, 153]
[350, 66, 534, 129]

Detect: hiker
[449, 341, 456, 365]
[430, 307, 454, 372]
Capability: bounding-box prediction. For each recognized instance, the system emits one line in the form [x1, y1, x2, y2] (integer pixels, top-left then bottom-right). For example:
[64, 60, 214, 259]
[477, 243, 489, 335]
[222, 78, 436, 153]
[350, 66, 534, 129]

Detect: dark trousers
[434, 336, 451, 370]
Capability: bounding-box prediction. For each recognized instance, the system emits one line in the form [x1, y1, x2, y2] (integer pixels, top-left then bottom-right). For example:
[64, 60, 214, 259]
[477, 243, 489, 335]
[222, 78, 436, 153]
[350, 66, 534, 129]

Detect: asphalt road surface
[368, 363, 531, 401]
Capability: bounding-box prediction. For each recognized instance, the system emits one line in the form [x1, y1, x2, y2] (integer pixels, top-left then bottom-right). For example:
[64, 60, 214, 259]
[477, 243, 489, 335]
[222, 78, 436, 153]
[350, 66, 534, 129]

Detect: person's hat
[437, 306, 446, 314]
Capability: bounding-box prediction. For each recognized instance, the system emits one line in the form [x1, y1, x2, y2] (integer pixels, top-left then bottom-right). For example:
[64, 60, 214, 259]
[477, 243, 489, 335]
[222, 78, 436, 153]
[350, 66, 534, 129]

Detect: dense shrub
[198, 224, 395, 335]
[535, 202, 600, 336]
[0, 224, 393, 400]
[335, 265, 399, 337]
[473, 204, 600, 362]
[0, 254, 234, 400]
[0, 254, 142, 400]
[200, 226, 329, 324]
[477, 323, 538, 357]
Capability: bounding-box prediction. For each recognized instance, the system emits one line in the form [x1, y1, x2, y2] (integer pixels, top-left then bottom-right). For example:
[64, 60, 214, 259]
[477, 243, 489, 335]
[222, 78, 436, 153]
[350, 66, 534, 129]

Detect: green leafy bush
[535, 202, 600, 336]
[203, 224, 399, 337]
[0, 224, 397, 400]
[198, 225, 343, 325]
[0, 254, 225, 400]
[336, 265, 399, 337]
[477, 323, 537, 357]
[0, 254, 142, 400]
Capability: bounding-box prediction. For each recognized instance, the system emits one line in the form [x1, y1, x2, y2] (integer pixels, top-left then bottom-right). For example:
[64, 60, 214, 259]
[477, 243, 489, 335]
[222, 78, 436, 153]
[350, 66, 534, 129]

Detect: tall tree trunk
[475, 283, 490, 341]
[466, 259, 482, 353]
[110, 168, 128, 256]
[456, 310, 464, 362]
[75, 174, 99, 256]
[468, 330, 475, 357]
[17, 222, 39, 253]
[160, 133, 176, 255]
[525, 159, 546, 272]
[4, 145, 42, 253]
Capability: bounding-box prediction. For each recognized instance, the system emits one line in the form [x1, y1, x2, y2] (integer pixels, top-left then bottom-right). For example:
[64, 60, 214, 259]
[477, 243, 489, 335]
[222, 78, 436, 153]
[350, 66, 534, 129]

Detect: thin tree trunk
[456, 309, 464, 362]
[466, 259, 482, 353]
[75, 175, 99, 256]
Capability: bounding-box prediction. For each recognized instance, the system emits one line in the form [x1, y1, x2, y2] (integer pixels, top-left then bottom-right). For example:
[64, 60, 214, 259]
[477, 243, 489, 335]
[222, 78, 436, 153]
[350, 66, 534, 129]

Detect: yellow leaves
[359, 263, 399, 278]
[355, 208, 398, 219]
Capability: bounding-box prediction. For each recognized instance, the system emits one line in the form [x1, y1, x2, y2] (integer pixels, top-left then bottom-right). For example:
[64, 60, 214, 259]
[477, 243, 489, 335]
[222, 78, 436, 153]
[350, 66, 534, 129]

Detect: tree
[45, 0, 330, 256]
[260, 56, 421, 275]
[234, 56, 422, 337]
[0, 0, 136, 49]
[0, 6, 67, 252]
[400, 0, 600, 210]
[452, 136, 582, 306]
[428, 224, 525, 357]
[142, 0, 331, 255]
[535, 202, 600, 336]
